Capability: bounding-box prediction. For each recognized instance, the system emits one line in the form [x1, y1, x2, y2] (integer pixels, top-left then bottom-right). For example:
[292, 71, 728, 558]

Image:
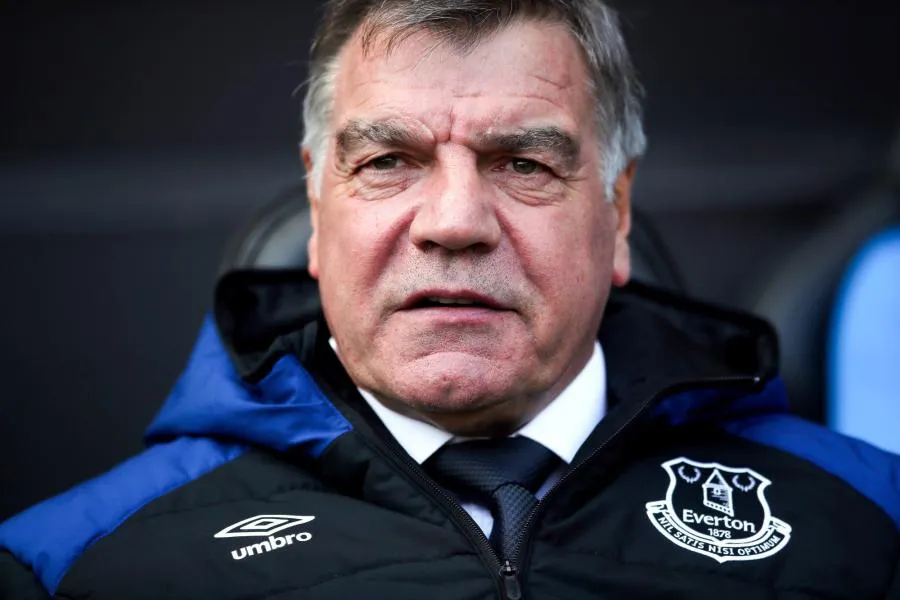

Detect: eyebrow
[335, 118, 426, 164]
[474, 127, 581, 170]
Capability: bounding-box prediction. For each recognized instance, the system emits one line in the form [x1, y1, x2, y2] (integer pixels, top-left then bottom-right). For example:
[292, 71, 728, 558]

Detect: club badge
[645, 457, 792, 563]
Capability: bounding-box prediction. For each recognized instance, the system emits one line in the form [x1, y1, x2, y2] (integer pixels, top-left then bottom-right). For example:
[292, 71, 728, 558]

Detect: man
[2, 1, 898, 598]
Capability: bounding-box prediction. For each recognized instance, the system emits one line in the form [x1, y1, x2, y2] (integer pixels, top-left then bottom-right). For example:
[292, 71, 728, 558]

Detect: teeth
[427, 297, 477, 305]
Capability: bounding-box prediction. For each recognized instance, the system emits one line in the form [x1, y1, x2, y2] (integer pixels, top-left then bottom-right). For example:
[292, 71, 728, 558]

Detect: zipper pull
[500, 560, 522, 600]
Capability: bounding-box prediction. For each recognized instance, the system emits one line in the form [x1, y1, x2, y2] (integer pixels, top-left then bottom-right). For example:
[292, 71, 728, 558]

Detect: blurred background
[2, 0, 899, 521]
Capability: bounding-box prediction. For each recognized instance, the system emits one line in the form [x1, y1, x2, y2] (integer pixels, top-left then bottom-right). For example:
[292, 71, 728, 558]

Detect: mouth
[400, 290, 507, 311]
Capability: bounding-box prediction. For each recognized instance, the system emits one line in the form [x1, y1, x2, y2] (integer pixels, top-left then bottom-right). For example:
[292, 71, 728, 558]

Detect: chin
[389, 354, 521, 414]
[408, 388, 502, 415]
[408, 387, 530, 438]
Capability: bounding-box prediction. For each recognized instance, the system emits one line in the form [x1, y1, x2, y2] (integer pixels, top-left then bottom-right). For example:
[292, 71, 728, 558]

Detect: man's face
[305, 20, 633, 435]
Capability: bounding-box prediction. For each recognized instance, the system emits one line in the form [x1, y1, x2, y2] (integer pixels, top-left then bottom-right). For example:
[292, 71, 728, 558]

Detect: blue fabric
[828, 226, 900, 454]
[651, 377, 790, 428]
[723, 413, 900, 530]
[0, 437, 245, 594]
[145, 314, 353, 457]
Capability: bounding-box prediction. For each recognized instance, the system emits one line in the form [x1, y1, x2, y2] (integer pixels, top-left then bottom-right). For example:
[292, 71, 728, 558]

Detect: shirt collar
[339, 339, 607, 465]
[514, 342, 606, 464]
[358, 387, 455, 463]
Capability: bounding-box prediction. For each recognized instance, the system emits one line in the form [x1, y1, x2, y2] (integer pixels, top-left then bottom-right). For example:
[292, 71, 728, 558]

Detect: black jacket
[2, 272, 899, 599]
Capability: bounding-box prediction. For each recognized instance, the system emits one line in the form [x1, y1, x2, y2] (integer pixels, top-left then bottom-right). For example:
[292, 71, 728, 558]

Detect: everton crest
[645, 457, 792, 563]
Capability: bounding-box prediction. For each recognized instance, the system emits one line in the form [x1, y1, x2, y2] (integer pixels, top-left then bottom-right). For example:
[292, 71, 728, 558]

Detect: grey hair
[301, 0, 646, 199]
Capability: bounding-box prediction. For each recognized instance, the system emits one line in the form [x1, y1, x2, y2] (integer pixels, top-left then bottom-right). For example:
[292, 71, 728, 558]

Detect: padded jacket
[1, 271, 899, 600]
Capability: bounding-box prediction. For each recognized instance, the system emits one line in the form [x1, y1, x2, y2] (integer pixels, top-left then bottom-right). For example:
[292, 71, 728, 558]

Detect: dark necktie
[425, 436, 560, 559]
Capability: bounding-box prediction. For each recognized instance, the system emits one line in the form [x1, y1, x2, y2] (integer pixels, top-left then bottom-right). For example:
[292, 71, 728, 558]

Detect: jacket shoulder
[0, 437, 244, 595]
[723, 412, 900, 530]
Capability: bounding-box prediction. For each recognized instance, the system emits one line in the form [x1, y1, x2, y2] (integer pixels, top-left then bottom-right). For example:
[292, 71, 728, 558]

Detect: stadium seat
[828, 226, 900, 453]
[750, 184, 899, 431]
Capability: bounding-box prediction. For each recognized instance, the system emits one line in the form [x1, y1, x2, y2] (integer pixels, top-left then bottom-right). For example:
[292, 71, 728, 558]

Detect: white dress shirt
[333, 340, 608, 536]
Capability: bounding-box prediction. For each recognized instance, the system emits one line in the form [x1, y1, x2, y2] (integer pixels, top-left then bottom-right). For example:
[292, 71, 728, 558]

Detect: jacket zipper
[368, 438, 509, 594]
[499, 560, 523, 599]
[363, 374, 762, 599]
[387, 451, 527, 600]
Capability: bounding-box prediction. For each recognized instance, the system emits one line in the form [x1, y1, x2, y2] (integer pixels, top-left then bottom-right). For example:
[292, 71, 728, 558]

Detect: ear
[302, 148, 321, 280]
[610, 159, 638, 288]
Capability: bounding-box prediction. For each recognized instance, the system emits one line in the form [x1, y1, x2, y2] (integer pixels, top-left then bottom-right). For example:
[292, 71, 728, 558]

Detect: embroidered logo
[214, 514, 315, 561]
[645, 458, 791, 563]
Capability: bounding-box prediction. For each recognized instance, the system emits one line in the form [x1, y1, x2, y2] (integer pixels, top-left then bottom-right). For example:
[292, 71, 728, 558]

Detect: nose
[409, 155, 502, 253]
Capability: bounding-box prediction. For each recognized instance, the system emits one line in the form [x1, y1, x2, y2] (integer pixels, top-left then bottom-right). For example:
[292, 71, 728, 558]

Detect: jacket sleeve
[0, 552, 50, 600]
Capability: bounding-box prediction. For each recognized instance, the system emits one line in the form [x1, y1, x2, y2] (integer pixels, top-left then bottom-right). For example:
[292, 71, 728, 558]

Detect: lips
[400, 289, 507, 311]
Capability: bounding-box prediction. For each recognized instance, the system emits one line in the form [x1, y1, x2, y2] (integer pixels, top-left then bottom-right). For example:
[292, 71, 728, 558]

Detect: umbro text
[230, 532, 313, 561]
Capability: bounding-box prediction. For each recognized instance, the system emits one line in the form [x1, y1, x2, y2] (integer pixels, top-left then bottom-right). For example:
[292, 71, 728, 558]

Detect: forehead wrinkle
[529, 72, 571, 91]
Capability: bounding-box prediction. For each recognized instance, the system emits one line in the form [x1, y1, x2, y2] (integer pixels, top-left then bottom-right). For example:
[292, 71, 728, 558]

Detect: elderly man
[2, 1, 898, 598]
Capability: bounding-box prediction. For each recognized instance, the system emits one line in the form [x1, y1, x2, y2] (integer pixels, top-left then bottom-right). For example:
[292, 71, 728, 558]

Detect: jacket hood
[144, 269, 787, 453]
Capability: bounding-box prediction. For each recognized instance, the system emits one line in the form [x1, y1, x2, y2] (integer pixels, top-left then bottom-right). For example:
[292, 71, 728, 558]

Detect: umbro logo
[214, 514, 315, 561]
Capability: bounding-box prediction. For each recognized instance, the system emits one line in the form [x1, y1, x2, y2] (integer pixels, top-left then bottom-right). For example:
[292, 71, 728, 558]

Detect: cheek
[518, 204, 614, 290]
[315, 198, 407, 299]
[319, 226, 368, 305]
[315, 205, 385, 353]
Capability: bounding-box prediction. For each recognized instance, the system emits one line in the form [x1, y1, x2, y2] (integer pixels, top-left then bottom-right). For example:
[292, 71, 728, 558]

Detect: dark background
[2, 1, 899, 521]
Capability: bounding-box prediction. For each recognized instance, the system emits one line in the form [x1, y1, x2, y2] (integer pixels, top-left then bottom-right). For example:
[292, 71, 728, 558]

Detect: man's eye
[509, 158, 543, 175]
[367, 155, 401, 171]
